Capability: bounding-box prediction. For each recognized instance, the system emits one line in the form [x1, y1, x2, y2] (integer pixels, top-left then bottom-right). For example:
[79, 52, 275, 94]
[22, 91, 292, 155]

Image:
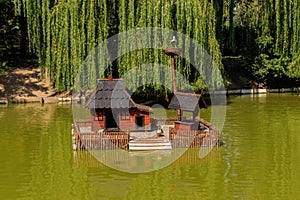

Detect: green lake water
[0, 93, 299, 199]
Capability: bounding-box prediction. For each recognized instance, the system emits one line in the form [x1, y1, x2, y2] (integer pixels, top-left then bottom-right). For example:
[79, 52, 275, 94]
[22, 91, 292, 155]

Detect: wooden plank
[128, 137, 172, 150]
[129, 142, 171, 146]
[129, 146, 172, 150]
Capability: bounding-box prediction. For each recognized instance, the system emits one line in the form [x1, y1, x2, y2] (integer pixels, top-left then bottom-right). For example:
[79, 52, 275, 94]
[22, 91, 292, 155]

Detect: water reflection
[74, 148, 221, 199]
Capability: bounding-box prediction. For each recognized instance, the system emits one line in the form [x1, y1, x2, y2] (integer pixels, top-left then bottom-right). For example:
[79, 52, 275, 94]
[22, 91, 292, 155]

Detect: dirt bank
[0, 63, 58, 103]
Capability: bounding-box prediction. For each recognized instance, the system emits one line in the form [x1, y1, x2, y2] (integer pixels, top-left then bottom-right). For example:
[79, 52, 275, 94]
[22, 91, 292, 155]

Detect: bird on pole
[171, 36, 177, 47]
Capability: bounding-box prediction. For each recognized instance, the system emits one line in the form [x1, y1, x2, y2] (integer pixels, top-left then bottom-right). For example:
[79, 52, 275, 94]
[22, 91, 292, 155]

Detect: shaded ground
[0, 59, 56, 102]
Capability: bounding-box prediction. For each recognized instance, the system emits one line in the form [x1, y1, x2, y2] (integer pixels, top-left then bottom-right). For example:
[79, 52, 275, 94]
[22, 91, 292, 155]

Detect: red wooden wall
[174, 121, 198, 131]
[91, 108, 151, 131]
[91, 113, 105, 131]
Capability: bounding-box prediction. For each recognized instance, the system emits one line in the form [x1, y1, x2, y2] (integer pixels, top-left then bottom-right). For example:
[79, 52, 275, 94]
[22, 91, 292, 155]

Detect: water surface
[0, 93, 299, 199]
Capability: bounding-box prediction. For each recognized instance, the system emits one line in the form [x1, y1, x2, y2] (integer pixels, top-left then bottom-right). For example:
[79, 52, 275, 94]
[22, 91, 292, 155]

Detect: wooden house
[86, 78, 153, 132]
[168, 92, 207, 131]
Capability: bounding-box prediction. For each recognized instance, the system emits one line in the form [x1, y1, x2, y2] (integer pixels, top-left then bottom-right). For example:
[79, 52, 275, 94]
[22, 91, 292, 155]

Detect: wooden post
[177, 109, 182, 121]
[170, 51, 180, 121]
[171, 55, 177, 93]
[163, 47, 182, 121]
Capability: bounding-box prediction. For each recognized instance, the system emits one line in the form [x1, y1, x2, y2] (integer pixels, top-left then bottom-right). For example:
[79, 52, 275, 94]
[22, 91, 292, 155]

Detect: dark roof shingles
[87, 79, 136, 109]
[168, 93, 206, 111]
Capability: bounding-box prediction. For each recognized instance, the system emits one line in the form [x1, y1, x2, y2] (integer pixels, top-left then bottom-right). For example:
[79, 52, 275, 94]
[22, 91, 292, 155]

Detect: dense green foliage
[0, 0, 19, 74]
[222, 0, 300, 85]
[0, 0, 19, 51]
[12, 0, 223, 92]
[5, 0, 300, 91]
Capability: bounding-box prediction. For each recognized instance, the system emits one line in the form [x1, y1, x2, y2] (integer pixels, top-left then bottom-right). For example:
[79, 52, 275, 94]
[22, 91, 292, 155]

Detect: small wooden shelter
[86, 77, 153, 132]
[168, 92, 207, 131]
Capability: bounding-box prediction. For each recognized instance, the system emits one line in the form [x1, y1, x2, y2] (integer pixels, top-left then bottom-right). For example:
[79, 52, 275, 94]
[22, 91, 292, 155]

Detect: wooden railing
[153, 117, 177, 126]
[201, 129, 220, 147]
[73, 120, 130, 150]
[79, 133, 128, 150]
[79, 131, 130, 150]
[74, 119, 91, 128]
[103, 131, 130, 149]
[169, 127, 220, 148]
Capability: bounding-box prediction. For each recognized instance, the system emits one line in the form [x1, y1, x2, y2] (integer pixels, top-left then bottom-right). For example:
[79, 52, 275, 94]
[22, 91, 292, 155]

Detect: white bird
[171, 36, 177, 47]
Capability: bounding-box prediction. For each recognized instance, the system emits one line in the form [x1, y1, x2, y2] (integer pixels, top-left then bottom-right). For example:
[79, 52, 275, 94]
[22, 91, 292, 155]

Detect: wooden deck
[129, 137, 172, 150]
[72, 118, 220, 151]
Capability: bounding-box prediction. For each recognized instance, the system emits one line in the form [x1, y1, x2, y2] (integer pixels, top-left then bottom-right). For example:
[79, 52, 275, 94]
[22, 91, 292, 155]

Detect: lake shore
[0, 65, 71, 104]
[1, 64, 299, 104]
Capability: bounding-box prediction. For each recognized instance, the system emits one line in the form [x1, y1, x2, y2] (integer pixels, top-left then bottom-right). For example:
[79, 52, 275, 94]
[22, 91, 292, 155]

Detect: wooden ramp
[129, 137, 172, 151]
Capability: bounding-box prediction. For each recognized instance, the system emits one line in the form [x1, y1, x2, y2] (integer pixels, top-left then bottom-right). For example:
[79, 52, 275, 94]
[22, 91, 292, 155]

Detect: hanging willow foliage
[14, 0, 225, 92]
[117, 0, 224, 92]
[14, 0, 109, 92]
[222, 0, 300, 81]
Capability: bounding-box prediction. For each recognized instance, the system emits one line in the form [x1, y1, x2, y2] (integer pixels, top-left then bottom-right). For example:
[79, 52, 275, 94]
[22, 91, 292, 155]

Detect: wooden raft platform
[72, 119, 220, 151]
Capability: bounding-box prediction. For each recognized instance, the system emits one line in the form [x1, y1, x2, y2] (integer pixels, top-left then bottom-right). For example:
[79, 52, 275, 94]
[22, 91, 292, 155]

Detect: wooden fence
[153, 117, 177, 126]
[169, 128, 220, 148]
[79, 131, 130, 150]
[73, 120, 130, 150]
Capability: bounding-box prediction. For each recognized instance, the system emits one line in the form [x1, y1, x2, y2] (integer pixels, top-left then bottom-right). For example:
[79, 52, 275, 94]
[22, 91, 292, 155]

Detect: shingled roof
[86, 79, 136, 109]
[86, 79, 152, 112]
[168, 92, 207, 112]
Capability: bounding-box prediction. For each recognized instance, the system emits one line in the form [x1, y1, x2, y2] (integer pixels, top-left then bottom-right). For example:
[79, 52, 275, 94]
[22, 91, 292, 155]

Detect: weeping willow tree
[13, 0, 109, 92]
[222, 0, 300, 83]
[117, 0, 224, 92]
[13, 0, 224, 92]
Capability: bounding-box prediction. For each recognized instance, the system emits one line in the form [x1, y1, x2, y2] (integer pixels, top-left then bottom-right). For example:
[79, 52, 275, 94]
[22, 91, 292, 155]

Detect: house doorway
[136, 115, 144, 129]
[105, 110, 118, 129]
